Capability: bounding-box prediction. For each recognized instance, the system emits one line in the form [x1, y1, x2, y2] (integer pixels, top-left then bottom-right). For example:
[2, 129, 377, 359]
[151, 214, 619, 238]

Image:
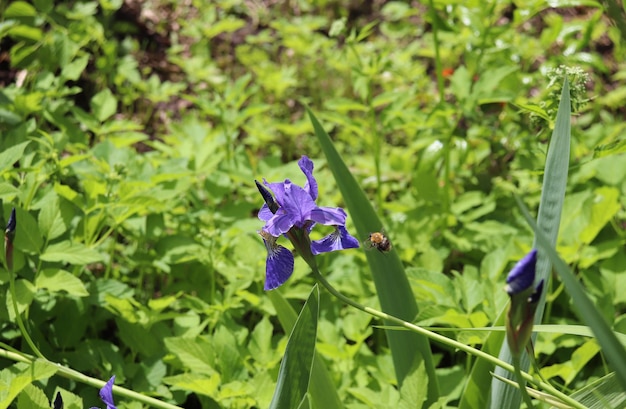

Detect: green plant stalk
[0, 349, 183, 409]
[4, 239, 45, 360]
[428, 0, 445, 102]
[513, 355, 535, 409]
[308, 264, 587, 409]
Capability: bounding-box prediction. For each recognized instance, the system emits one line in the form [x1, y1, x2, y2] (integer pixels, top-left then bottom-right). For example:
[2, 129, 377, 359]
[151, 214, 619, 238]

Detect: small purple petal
[505, 249, 537, 295]
[311, 225, 360, 255]
[258, 204, 274, 221]
[260, 231, 295, 290]
[309, 206, 347, 226]
[99, 376, 117, 409]
[298, 156, 318, 201]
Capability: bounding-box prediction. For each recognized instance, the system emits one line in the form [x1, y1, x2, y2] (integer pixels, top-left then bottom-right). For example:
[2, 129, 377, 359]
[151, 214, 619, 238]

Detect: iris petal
[311, 225, 360, 255]
[505, 249, 537, 295]
[264, 244, 295, 290]
[309, 206, 346, 226]
[298, 156, 318, 200]
[99, 376, 117, 409]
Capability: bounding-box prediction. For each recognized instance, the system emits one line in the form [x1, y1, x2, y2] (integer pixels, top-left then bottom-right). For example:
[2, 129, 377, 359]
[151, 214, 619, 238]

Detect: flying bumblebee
[364, 231, 392, 253]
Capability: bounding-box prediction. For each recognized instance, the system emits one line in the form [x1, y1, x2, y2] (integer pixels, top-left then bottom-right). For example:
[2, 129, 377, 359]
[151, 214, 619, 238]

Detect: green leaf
[0, 141, 30, 174]
[8, 206, 43, 254]
[39, 241, 102, 264]
[518, 196, 626, 391]
[398, 361, 428, 409]
[490, 78, 571, 409]
[269, 285, 319, 409]
[268, 290, 343, 409]
[0, 361, 58, 409]
[6, 279, 35, 320]
[308, 107, 439, 402]
[61, 55, 89, 81]
[162, 373, 221, 397]
[90, 88, 117, 122]
[37, 194, 68, 241]
[35, 269, 89, 297]
[17, 384, 49, 409]
[4, 1, 37, 18]
[163, 336, 216, 375]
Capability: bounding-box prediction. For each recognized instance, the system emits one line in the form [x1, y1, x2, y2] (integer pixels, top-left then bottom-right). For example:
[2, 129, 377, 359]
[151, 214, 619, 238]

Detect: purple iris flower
[90, 376, 117, 409]
[505, 249, 538, 295]
[257, 156, 359, 290]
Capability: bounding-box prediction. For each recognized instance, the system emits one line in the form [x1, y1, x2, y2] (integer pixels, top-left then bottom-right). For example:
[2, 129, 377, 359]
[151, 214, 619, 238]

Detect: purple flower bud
[505, 249, 537, 295]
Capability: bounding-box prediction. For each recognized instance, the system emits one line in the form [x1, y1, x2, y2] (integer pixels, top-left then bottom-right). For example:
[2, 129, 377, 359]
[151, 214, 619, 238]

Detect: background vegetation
[0, 0, 625, 408]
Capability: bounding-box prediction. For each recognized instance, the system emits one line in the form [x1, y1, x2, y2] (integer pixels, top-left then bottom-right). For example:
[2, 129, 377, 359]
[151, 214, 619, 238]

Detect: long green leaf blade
[490, 78, 571, 409]
[268, 289, 343, 409]
[269, 285, 320, 409]
[307, 108, 439, 402]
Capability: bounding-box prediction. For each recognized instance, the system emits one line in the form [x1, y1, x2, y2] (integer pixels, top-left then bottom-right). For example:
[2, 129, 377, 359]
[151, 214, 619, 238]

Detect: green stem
[0, 349, 183, 409]
[5, 242, 45, 360]
[513, 354, 536, 408]
[310, 266, 587, 409]
[428, 0, 445, 102]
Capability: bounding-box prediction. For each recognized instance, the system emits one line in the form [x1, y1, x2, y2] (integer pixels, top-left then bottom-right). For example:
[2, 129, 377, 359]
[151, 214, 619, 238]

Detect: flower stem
[0, 348, 183, 409]
[309, 264, 587, 409]
[513, 354, 536, 408]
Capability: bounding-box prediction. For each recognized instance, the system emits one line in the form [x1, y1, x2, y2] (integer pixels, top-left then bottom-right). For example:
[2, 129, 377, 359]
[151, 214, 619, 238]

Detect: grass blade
[489, 78, 572, 409]
[269, 285, 320, 409]
[307, 107, 439, 403]
[268, 289, 343, 409]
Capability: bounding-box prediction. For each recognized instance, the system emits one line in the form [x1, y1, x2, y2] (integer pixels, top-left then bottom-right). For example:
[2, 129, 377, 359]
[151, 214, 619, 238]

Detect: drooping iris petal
[311, 225, 360, 255]
[99, 376, 117, 409]
[260, 231, 295, 290]
[309, 206, 347, 226]
[298, 156, 318, 201]
[505, 249, 537, 295]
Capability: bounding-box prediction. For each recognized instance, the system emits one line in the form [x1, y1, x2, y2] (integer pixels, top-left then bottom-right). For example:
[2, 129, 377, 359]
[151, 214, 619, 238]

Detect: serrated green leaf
[35, 269, 89, 297]
[90, 88, 117, 122]
[162, 373, 221, 397]
[0, 141, 30, 174]
[163, 336, 216, 375]
[17, 384, 49, 409]
[269, 285, 319, 409]
[0, 361, 58, 409]
[39, 241, 102, 264]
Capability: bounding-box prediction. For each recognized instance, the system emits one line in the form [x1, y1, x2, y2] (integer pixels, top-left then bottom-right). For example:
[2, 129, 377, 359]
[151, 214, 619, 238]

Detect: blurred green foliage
[0, 0, 625, 407]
